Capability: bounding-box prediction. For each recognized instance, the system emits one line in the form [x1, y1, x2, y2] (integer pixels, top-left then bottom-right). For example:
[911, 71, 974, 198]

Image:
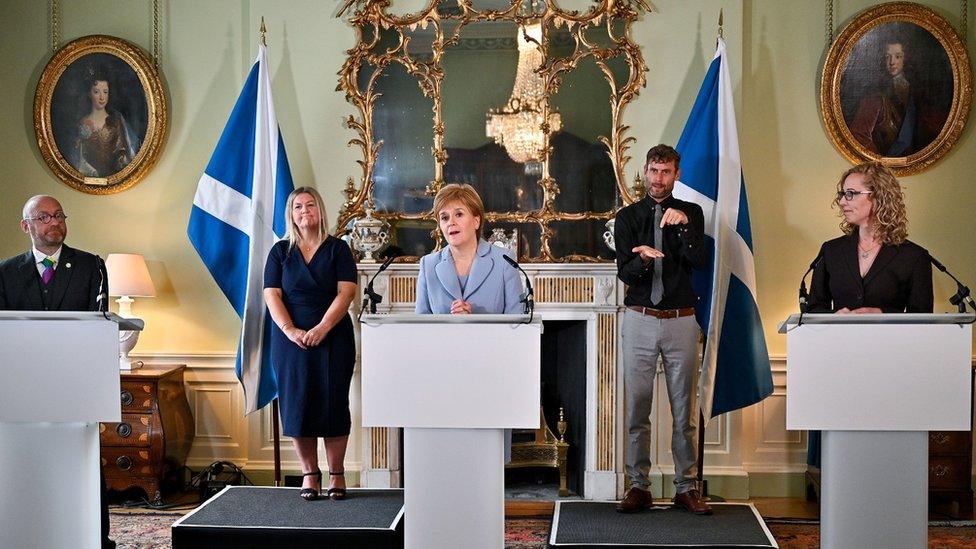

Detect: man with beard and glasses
[0, 194, 115, 548]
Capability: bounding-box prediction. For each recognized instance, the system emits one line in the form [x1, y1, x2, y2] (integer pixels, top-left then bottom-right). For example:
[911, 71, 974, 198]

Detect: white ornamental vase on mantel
[603, 218, 615, 251]
[487, 227, 518, 257]
[349, 206, 390, 263]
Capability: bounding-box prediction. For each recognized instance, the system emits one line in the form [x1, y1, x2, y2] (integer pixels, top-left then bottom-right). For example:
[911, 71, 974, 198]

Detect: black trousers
[101, 470, 115, 549]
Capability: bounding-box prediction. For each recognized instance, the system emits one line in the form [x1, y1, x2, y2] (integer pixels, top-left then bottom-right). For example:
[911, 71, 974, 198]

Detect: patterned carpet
[766, 522, 976, 548]
[110, 510, 179, 549]
[109, 511, 554, 549]
[110, 510, 976, 548]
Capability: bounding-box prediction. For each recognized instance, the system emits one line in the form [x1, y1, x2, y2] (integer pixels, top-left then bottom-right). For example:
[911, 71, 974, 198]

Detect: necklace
[858, 241, 879, 259]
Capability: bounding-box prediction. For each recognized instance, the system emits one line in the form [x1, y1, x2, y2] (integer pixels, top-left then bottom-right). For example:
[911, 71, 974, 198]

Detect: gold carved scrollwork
[335, 0, 650, 261]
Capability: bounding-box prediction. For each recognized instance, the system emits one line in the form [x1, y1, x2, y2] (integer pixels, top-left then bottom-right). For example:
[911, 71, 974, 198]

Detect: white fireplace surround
[357, 262, 623, 499]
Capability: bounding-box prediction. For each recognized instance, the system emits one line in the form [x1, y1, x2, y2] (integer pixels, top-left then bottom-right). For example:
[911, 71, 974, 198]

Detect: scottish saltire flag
[188, 44, 294, 415]
[673, 37, 773, 421]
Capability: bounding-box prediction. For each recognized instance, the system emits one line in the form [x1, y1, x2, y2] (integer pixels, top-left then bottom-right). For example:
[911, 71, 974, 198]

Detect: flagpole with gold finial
[718, 8, 724, 42]
[264, 12, 281, 490]
[699, 7, 727, 502]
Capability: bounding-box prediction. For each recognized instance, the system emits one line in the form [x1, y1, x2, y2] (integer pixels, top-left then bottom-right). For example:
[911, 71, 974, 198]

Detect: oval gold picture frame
[820, 2, 971, 176]
[33, 35, 168, 195]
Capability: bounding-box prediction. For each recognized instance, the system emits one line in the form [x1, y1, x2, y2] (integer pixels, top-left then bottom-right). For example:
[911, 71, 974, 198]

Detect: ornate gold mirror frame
[336, 0, 649, 261]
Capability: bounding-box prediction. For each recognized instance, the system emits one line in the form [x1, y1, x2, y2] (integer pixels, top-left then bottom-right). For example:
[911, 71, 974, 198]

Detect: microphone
[360, 254, 397, 318]
[503, 255, 534, 317]
[930, 254, 976, 313]
[95, 255, 108, 314]
[798, 250, 824, 313]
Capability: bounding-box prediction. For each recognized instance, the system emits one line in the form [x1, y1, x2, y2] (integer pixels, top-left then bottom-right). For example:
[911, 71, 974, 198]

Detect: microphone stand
[796, 252, 823, 327]
[95, 255, 110, 318]
[930, 255, 976, 314]
[358, 255, 396, 322]
[503, 255, 534, 323]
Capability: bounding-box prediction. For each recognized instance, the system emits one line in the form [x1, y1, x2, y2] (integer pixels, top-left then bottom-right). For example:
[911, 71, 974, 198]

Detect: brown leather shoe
[615, 487, 655, 513]
[673, 489, 713, 515]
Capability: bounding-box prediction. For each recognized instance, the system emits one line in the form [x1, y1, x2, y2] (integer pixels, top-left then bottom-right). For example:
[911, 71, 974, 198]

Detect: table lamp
[105, 253, 156, 370]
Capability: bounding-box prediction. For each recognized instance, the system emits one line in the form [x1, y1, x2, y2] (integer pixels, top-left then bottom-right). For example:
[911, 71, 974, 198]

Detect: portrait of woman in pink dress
[49, 55, 148, 179]
[72, 66, 139, 177]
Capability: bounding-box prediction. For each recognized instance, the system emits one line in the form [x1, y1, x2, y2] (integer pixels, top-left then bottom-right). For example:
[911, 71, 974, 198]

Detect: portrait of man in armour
[839, 22, 952, 158]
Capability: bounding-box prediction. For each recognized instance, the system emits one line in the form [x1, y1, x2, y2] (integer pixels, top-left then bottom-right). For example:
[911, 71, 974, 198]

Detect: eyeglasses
[836, 190, 872, 201]
[25, 212, 68, 224]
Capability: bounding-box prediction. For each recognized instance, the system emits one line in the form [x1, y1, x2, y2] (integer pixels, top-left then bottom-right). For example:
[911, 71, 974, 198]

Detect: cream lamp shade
[105, 253, 156, 318]
[105, 253, 155, 370]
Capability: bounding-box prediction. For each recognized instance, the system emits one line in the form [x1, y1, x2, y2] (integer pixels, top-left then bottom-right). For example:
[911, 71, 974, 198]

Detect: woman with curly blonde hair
[805, 162, 934, 471]
[808, 161, 932, 314]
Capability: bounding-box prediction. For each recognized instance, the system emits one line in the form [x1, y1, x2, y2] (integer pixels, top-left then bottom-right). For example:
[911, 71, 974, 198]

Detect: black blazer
[0, 245, 105, 311]
[808, 233, 933, 313]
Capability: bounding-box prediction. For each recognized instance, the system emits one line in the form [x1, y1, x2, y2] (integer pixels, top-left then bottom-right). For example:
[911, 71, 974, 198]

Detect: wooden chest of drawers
[928, 367, 974, 519]
[100, 365, 194, 504]
[929, 431, 974, 518]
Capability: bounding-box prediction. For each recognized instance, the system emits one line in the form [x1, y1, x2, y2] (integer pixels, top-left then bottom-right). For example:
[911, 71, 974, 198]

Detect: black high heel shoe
[300, 470, 322, 501]
[327, 471, 346, 501]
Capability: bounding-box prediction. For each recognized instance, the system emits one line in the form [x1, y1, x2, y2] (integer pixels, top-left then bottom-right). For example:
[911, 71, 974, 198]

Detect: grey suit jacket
[415, 240, 524, 314]
[0, 245, 104, 311]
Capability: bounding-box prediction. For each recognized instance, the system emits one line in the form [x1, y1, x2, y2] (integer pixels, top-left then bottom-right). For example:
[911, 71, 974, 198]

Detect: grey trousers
[622, 308, 700, 494]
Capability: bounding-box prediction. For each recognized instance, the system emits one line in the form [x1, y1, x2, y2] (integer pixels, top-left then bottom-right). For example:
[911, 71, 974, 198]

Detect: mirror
[336, 0, 650, 261]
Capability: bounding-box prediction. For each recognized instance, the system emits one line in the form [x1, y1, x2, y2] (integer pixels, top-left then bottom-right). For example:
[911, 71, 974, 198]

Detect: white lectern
[361, 314, 541, 549]
[781, 313, 973, 549]
[0, 311, 137, 549]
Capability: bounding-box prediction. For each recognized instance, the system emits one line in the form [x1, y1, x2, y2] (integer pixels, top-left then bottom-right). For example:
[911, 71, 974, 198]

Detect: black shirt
[614, 195, 706, 309]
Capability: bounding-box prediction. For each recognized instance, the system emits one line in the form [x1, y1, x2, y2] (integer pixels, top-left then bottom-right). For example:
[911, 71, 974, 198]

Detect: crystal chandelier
[486, 21, 562, 165]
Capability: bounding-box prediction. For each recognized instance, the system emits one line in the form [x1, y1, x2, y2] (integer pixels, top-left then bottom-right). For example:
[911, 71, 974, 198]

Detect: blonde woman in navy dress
[264, 187, 358, 501]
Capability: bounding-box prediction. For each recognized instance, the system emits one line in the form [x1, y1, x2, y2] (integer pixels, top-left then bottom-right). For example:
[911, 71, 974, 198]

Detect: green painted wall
[1, 0, 973, 358]
[735, 0, 974, 354]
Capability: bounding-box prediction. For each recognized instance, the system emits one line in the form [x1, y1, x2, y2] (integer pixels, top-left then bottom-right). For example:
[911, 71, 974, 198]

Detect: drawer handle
[116, 423, 132, 438]
[120, 391, 134, 406]
[116, 456, 132, 471]
[932, 465, 951, 477]
[930, 433, 950, 445]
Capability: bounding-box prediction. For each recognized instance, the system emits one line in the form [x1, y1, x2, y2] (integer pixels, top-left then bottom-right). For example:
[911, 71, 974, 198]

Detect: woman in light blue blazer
[415, 183, 524, 464]
[415, 183, 524, 315]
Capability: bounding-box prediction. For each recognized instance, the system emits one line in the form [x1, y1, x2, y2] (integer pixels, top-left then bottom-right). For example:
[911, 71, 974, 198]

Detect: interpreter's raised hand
[302, 323, 330, 347]
[285, 326, 308, 349]
[661, 208, 689, 227]
[451, 299, 472, 314]
[632, 245, 665, 263]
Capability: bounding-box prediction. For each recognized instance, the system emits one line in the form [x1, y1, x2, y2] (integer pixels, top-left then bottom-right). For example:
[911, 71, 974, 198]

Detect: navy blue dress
[264, 236, 358, 437]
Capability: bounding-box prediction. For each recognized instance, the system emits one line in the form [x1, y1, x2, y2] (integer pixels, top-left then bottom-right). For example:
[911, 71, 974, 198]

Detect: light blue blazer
[415, 240, 525, 314]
